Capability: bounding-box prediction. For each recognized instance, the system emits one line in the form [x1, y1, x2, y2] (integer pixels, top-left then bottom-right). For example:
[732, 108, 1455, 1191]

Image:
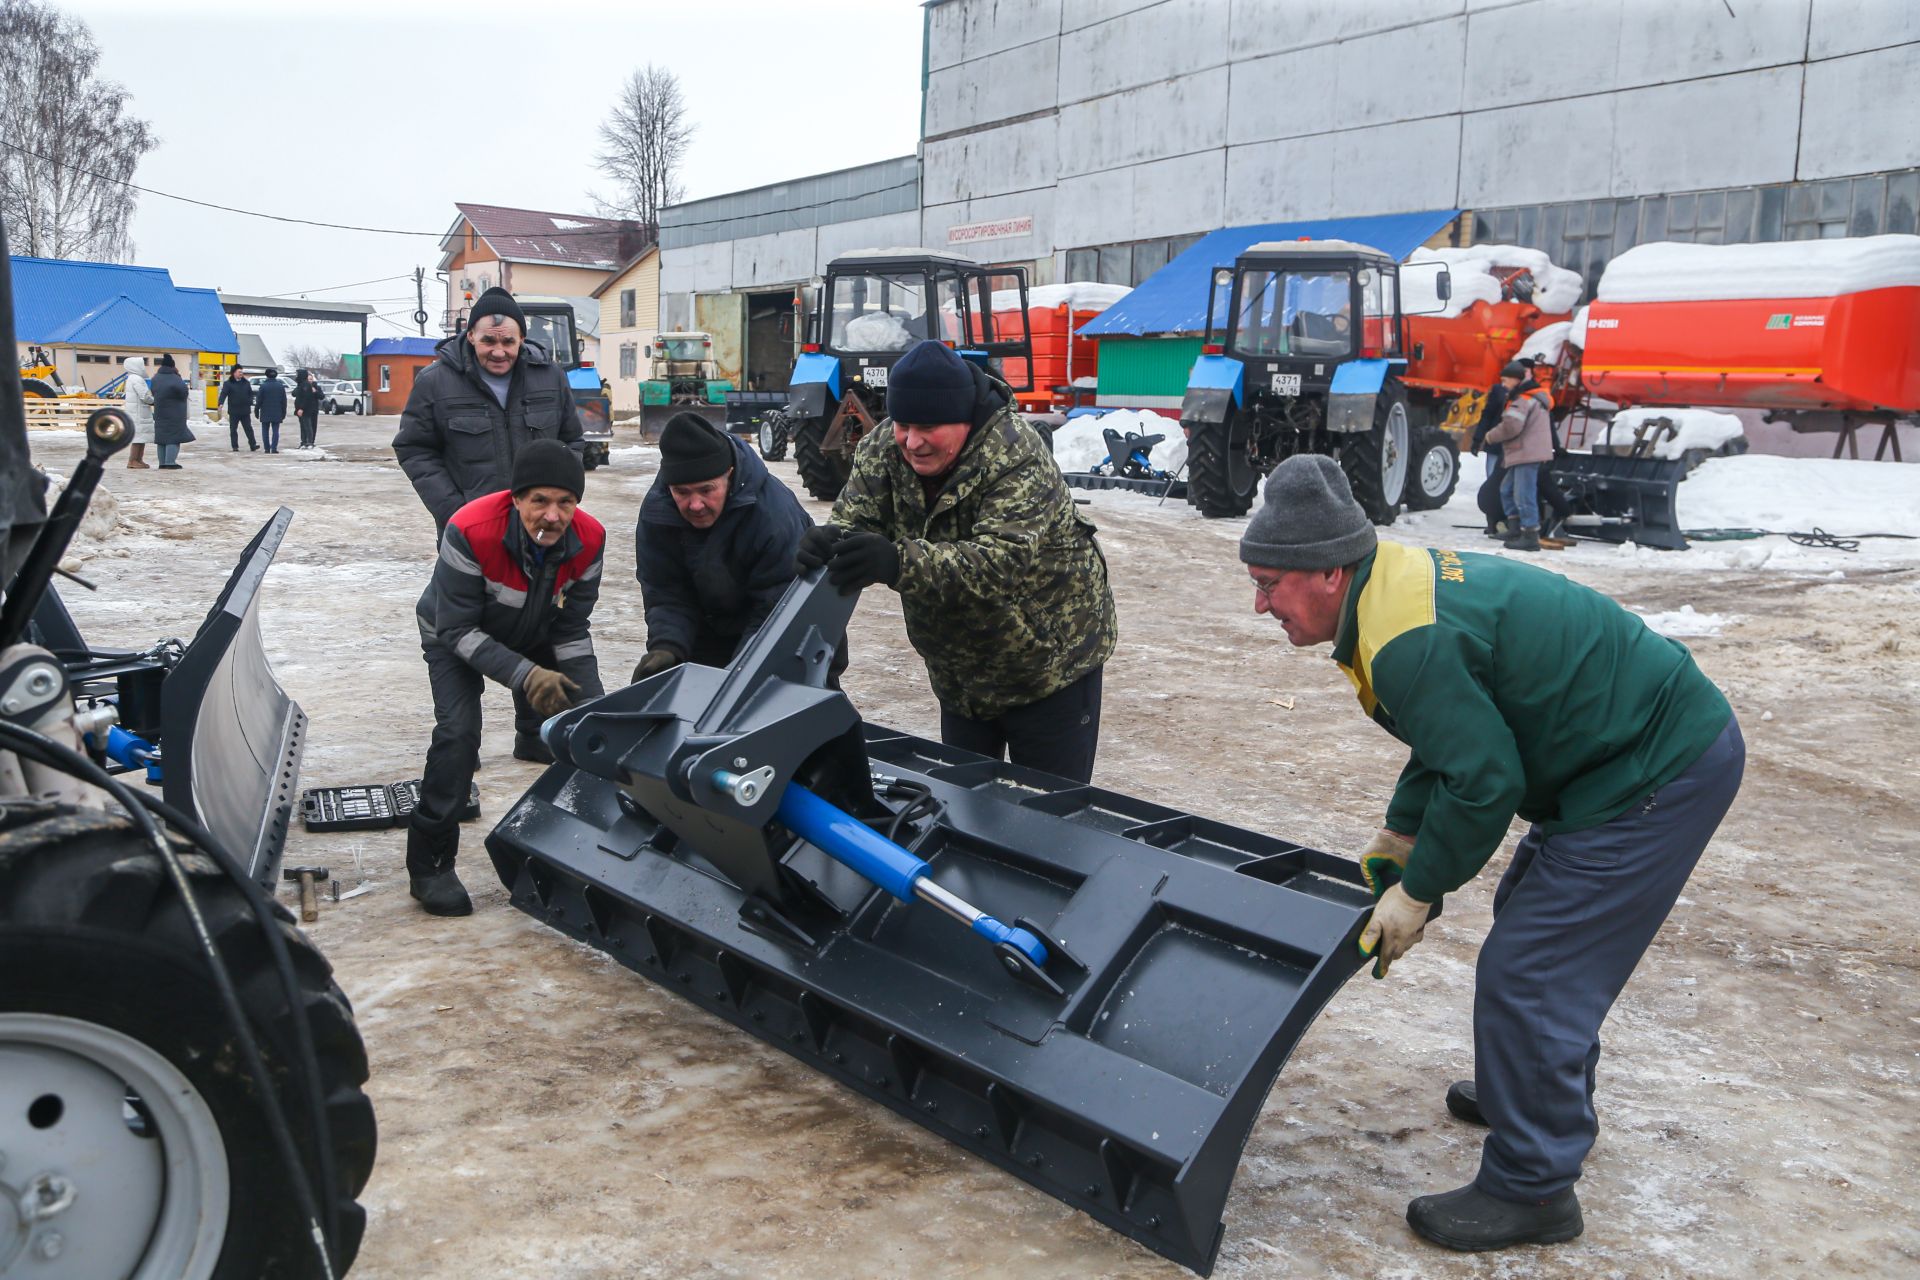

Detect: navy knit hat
[467, 286, 525, 335]
[886, 340, 975, 425]
[511, 438, 586, 499]
[1239, 455, 1377, 570]
[657, 413, 736, 485]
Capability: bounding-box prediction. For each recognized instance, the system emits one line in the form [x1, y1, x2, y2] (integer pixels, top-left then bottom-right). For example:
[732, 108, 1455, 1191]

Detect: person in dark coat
[149, 354, 194, 470]
[392, 287, 584, 537]
[292, 369, 324, 449]
[1470, 366, 1517, 536]
[218, 368, 257, 451]
[631, 413, 814, 682]
[256, 368, 288, 453]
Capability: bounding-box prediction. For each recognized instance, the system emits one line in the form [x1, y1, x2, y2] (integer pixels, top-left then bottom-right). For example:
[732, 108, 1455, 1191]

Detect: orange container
[1581, 287, 1920, 413]
[991, 305, 1103, 412]
[1402, 299, 1559, 397]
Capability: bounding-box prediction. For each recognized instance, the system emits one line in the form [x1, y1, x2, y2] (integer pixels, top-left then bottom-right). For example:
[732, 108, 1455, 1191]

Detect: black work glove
[794, 523, 843, 575]
[630, 646, 682, 684]
[825, 531, 901, 596]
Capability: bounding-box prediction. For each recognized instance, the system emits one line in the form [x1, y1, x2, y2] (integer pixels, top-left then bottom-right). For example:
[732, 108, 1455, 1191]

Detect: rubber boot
[1483, 519, 1508, 539]
[1407, 1184, 1583, 1252]
[406, 823, 471, 916]
[1503, 526, 1542, 552]
[127, 444, 151, 469]
[513, 732, 554, 765]
[1446, 1080, 1487, 1126]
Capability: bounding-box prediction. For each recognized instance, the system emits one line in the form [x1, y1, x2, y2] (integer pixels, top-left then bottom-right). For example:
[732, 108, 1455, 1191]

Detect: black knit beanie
[511, 438, 586, 499]
[467, 286, 525, 334]
[657, 413, 735, 485]
[886, 340, 975, 425]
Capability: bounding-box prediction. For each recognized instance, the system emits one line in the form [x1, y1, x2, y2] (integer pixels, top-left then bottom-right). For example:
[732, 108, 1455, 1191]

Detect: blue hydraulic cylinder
[758, 778, 1049, 967]
[104, 724, 162, 783]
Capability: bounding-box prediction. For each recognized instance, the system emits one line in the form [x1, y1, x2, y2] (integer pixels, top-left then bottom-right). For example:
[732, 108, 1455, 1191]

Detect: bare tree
[281, 343, 346, 379]
[0, 0, 157, 261]
[592, 65, 693, 232]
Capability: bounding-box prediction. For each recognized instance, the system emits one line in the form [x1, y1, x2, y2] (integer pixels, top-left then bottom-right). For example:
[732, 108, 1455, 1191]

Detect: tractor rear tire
[792, 416, 850, 502]
[0, 808, 376, 1280]
[1404, 426, 1461, 511]
[1185, 410, 1259, 518]
[757, 410, 790, 462]
[1339, 383, 1410, 526]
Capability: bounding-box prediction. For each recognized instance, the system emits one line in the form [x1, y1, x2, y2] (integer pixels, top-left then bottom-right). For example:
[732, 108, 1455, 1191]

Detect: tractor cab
[783, 249, 1033, 500]
[501, 296, 615, 470]
[1180, 240, 1455, 523]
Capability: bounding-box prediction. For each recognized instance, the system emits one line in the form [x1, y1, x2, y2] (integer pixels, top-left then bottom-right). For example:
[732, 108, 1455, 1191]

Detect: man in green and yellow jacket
[797, 339, 1116, 782]
[1240, 455, 1743, 1253]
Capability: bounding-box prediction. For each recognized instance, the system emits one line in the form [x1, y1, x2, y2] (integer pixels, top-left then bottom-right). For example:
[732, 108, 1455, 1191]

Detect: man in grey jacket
[1482, 361, 1553, 552]
[392, 287, 585, 536]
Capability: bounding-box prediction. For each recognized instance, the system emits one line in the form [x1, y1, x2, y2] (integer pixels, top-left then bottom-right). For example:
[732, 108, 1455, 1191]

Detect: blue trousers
[1498, 461, 1541, 530]
[1474, 715, 1744, 1201]
[262, 417, 282, 451]
[156, 443, 180, 466]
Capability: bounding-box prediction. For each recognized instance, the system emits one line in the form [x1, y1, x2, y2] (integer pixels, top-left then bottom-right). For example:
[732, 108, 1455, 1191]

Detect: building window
[1064, 234, 1206, 288]
[619, 344, 638, 379]
[379, 365, 390, 392]
[620, 289, 637, 328]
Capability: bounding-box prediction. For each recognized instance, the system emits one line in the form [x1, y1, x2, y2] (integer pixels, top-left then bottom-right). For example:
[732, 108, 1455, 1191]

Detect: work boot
[409, 864, 473, 917]
[1483, 520, 1508, 539]
[1407, 1183, 1583, 1252]
[513, 732, 554, 764]
[127, 444, 150, 469]
[1446, 1080, 1487, 1126]
[1504, 527, 1542, 552]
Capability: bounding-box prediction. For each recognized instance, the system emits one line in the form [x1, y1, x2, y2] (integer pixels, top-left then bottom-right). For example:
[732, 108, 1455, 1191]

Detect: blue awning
[10, 255, 239, 352]
[1077, 209, 1459, 338]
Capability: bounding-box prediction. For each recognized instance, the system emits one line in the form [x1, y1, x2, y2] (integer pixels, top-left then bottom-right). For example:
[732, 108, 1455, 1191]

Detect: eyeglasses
[1250, 575, 1287, 600]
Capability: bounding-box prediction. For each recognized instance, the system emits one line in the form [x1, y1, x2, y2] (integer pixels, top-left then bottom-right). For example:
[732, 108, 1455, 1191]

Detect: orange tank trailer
[1580, 287, 1920, 414]
[982, 303, 1104, 415]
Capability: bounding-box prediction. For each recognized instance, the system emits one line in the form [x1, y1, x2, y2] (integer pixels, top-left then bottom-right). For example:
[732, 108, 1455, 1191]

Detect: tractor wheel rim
[1381, 405, 1409, 506]
[759, 421, 775, 451]
[1421, 444, 1453, 495]
[0, 1013, 229, 1280]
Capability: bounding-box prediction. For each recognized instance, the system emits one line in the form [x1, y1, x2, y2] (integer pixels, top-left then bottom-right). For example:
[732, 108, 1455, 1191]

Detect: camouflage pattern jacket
[831, 381, 1117, 719]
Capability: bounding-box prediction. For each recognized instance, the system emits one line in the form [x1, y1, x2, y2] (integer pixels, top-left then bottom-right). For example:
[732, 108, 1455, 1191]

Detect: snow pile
[1678, 454, 1920, 537]
[1519, 320, 1575, 366]
[1590, 409, 1745, 459]
[42, 470, 121, 547]
[1635, 605, 1734, 638]
[991, 282, 1131, 313]
[1570, 304, 1590, 348]
[1049, 418, 1109, 472]
[287, 445, 340, 461]
[1598, 235, 1920, 303]
[1403, 244, 1584, 318]
[841, 311, 917, 351]
[1046, 410, 1183, 474]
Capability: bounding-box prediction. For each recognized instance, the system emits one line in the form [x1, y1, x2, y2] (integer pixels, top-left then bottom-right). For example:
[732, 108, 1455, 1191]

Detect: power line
[262, 273, 414, 298]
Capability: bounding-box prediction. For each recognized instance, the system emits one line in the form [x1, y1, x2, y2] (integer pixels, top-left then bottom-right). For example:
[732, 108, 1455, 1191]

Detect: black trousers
[939, 666, 1103, 784]
[407, 638, 602, 874]
[228, 409, 255, 450]
[297, 409, 320, 448]
[1476, 446, 1505, 529]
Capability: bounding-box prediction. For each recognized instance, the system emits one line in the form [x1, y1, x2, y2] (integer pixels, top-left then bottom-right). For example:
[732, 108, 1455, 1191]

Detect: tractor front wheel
[1185, 409, 1259, 518]
[1403, 426, 1461, 511]
[1339, 385, 1410, 526]
[792, 416, 850, 502]
[757, 410, 790, 462]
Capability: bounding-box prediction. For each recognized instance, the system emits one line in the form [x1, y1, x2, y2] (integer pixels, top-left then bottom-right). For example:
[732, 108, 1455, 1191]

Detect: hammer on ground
[283, 865, 329, 923]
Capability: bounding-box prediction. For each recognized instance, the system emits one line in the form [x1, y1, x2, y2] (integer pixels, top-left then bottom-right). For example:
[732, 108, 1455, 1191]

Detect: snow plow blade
[485, 573, 1395, 1274]
[1550, 451, 1690, 551]
[638, 400, 727, 441]
[32, 508, 304, 887]
[1063, 471, 1189, 500]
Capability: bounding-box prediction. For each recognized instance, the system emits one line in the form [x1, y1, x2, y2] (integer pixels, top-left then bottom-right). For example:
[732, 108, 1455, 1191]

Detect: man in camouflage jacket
[799, 339, 1116, 782]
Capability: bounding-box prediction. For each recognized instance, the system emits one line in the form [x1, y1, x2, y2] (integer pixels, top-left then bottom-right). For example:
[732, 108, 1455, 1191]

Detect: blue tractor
[1180, 240, 1457, 523]
[781, 249, 1032, 500]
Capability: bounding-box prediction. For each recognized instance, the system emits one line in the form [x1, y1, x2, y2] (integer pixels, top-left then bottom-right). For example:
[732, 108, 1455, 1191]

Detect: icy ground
[28, 418, 1919, 1279]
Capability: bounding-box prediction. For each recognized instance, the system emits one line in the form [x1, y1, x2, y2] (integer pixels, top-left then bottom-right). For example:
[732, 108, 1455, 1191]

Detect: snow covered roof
[447, 203, 650, 269]
[1403, 244, 1584, 318]
[990, 282, 1132, 313]
[364, 337, 440, 358]
[10, 255, 239, 352]
[1598, 235, 1920, 303]
[1078, 209, 1458, 337]
[833, 247, 979, 266]
[1243, 238, 1393, 258]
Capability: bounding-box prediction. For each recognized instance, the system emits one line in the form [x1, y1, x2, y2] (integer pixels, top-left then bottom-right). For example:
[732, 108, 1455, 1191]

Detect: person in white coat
[121, 355, 155, 469]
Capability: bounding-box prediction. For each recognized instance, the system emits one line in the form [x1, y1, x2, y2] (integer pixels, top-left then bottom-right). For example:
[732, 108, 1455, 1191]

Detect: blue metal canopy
[10, 255, 238, 352]
[1077, 209, 1459, 338]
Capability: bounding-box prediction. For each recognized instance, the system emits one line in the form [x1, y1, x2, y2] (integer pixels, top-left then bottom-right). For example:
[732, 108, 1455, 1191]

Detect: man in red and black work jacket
[407, 439, 605, 915]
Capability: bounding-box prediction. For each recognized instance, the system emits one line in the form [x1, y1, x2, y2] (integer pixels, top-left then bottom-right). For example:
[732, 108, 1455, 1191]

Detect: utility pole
[414, 267, 428, 335]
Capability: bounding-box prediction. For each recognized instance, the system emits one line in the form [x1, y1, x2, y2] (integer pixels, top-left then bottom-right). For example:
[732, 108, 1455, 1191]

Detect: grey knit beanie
[1238, 455, 1377, 569]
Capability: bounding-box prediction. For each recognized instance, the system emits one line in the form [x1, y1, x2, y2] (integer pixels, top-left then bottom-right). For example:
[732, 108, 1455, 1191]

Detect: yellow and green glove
[1356, 830, 1427, 979]
[1358, 829, 1414, 899]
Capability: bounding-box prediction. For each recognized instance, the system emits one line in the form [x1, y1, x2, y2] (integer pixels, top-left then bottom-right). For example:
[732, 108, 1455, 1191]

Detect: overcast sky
[57, 0, 925, 359]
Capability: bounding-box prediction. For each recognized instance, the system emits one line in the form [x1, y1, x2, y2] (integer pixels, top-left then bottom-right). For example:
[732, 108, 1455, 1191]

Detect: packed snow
[1049, 410, 1183, 475]
[1569, 304, 1590, 347]
[1518, 319, 1575, 366]
[991, 282, 1131, 313]
[1598, 234, 1920, 302]
[840, 311, 917, 351]
[1588, 408, 1746, 459]
[1403, 244, 1585, 318]
[1635, 605, 1736, 637]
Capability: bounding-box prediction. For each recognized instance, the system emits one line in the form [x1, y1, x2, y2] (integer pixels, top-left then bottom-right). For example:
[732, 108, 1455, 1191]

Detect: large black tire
[791, 415, 850, 502]
[1185, 409, 1259, 518]
[757, 409, 790, 462]
[1338, 382, 1410, 526]
[1404, 426, 1461, 511]
[0, 808, 376, 1279]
